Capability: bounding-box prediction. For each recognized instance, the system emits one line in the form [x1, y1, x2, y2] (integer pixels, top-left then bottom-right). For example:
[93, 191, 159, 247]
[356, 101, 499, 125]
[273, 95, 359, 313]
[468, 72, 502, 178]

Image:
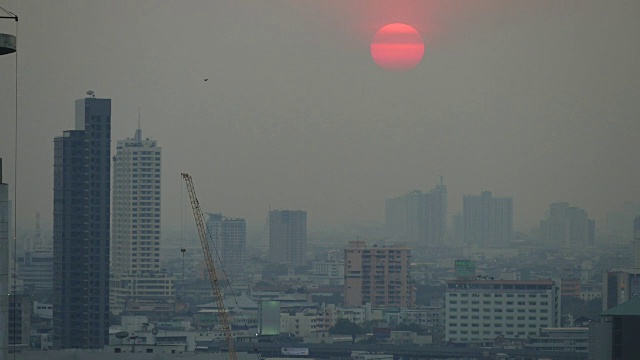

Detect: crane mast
[181, 173, 237, 360]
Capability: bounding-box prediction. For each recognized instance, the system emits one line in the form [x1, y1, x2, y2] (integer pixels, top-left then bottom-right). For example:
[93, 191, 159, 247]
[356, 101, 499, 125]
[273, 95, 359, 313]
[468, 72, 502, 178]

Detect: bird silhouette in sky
[204, 78, 208, 82]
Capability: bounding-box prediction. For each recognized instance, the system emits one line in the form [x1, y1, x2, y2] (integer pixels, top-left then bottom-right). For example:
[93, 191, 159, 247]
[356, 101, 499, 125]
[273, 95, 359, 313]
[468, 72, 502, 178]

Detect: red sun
[370, 23, 425, 71]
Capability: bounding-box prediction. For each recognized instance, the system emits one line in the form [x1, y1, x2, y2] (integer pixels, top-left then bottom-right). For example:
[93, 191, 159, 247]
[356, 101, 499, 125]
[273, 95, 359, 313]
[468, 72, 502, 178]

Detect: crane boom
[181, 173, 237, 360]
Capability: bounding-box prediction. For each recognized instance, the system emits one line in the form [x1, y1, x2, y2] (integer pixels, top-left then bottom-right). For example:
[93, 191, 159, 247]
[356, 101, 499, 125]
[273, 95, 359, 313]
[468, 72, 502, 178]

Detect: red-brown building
[344, 241, 414, 308]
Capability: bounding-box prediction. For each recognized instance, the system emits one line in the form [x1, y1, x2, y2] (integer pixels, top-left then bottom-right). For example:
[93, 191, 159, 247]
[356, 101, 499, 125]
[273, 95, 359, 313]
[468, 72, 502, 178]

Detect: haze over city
[4, 1, 640, 359]
[1, 0, 640, 232]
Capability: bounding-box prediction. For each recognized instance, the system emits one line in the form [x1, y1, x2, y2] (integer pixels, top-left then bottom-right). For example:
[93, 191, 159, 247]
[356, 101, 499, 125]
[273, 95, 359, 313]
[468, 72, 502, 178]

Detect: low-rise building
[561, 278, 581, 298]
[32, 302, 52, 319]
[280, 307, 332, 341]
[445, 279, 560, 344]
[309, 260, 344, 286]
[525, 327, 588, 353]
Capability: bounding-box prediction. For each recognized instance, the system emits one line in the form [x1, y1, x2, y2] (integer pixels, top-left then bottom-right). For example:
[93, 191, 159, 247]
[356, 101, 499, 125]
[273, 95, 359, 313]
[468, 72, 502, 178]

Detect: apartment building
[344, 241, 414, 308]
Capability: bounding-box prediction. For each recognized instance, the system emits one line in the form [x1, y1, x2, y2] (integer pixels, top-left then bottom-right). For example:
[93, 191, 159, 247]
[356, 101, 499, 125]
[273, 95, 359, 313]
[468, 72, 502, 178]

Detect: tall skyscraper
[385, 179, 447, 246]
[206, 213, 246, 280]
[110, 126, 174, 315]
[0, 159, 10, 360]
[463, 191, 513, 247]
[53, 96, 111, 349]
[344, 241, 414, 308]
[268, 210, 307, 265]
[539, 202, 595, 248]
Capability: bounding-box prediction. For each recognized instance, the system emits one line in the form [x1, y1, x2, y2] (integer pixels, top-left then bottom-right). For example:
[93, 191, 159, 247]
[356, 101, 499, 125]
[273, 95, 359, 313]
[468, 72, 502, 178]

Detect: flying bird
[204, 78, 208, 82]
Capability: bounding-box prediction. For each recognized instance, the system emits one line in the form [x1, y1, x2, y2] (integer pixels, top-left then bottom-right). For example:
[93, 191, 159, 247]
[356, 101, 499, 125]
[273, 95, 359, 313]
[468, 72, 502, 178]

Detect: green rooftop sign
[455, 259, 476, 278]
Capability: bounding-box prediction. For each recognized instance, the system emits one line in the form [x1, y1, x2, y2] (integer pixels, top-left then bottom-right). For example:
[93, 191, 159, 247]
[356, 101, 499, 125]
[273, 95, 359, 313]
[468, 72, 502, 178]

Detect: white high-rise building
[110, 127, 174, 315]
[206, 213, 246, 280]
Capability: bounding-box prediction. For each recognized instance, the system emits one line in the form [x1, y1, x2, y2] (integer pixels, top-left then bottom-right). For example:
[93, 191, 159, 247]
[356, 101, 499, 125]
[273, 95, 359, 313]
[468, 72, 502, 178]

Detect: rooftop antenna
[135, 107, 142, 144]
[439, 175, 443, 186]
[35, 212, 41, 249]
[86, 90, 95, 98]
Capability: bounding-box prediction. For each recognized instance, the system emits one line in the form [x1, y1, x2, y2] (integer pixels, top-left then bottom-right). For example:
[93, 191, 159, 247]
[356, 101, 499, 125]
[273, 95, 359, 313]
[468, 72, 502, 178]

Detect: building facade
[0, 159, 9, 360]
[463, 191, 513, 247]
[444, 279, 560, 344]
[385, 180, 447, 247]
[526, 327, 589, 353]
[268, 210, 307, 265]
[309, 260, 345, 286]
[539, 202, 595, 247]
[110, 127, 174, 315]
[603, 269, 640, 311]
[206, 213, 246, 279]
[344, 241, 414, 308]
[53, 97, 111, 349]
[17, 250, 53, 292]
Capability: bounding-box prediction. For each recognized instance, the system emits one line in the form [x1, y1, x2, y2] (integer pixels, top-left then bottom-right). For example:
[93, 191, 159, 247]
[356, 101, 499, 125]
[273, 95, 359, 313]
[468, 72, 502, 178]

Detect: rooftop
[601, 297, 640, 317]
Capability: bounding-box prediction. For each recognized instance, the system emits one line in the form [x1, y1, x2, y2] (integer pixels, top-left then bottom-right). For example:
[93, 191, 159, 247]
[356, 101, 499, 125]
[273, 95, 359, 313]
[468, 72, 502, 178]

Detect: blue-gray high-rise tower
[53, 96, 111, 349]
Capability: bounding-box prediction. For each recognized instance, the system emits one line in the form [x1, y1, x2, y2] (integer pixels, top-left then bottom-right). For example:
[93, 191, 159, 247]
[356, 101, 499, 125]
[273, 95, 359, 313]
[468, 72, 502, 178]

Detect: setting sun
[370, 23, 424, 71]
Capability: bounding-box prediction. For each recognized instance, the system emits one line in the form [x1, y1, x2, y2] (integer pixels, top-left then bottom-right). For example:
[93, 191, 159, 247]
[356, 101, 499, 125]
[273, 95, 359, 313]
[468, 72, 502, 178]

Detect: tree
[561, 296, 602, 321]
[394, 322, 423, 333]
[329, 319, 365, 343]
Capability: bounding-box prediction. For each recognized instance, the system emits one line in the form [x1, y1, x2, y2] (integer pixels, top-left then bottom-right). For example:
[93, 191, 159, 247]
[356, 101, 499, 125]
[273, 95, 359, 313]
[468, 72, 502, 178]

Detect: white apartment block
[111, 128, 174, 314]
[445, 279, 560, 344]
[309, 260, 344, 286]
[280, 308, 332, 340]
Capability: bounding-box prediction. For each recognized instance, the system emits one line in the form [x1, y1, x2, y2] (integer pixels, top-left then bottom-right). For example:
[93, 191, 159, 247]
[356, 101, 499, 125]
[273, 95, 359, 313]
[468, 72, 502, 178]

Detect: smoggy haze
[0, 0, 639, 231]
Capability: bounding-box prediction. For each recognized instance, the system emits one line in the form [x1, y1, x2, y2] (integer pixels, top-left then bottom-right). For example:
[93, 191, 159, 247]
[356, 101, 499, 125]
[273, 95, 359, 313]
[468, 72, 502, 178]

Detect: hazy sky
[1, 0, 639, 233]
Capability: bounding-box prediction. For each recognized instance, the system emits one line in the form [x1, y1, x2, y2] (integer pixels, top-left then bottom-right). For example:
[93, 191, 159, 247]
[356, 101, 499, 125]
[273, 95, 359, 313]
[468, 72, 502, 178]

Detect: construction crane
[182, 173, 237, 360]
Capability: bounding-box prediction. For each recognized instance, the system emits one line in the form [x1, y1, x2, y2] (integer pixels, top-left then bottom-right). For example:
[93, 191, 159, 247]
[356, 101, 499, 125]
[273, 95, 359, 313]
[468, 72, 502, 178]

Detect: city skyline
[1, 1, 640, 233]
[2, 1, 640, 356]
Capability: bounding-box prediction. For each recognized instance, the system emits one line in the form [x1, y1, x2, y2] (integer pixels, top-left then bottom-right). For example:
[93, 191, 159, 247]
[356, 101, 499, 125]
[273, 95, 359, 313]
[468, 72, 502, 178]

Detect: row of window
[449, 308, 548, 313]
[449, 330, 537, 336]
[449, 293, 549, 298]
[449, 300, 548, 306]
[449, 323, 540, 329]
[449, 315, 549, 321]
